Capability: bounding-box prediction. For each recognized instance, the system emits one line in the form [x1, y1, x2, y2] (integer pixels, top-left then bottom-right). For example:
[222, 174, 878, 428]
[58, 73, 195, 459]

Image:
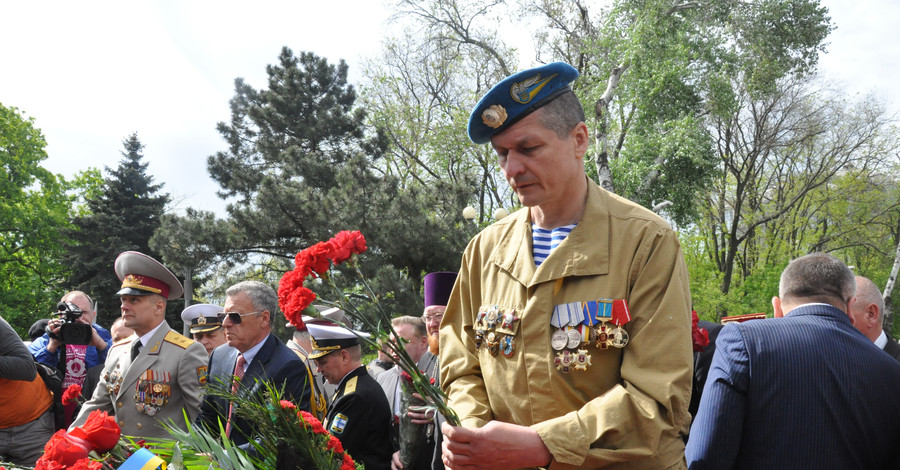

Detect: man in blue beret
[440, 62, 693, 469]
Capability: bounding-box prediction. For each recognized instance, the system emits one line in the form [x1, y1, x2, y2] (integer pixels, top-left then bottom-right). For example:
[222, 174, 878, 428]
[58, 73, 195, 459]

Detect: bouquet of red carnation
[278, 230, 459, 431]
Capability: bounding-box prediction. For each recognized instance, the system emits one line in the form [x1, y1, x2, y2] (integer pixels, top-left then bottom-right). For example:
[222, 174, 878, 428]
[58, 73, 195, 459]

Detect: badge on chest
[551, 299, 632, 373]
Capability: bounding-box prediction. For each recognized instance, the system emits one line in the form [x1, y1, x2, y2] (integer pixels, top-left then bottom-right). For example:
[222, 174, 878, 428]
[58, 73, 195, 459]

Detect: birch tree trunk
[883, 238, 900, 335]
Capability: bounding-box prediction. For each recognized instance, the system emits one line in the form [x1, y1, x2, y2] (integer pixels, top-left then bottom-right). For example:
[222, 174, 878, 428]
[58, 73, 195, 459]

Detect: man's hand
[89, 326, 107, 351]
[408, 392, 437, 424]
[391, 450, 404, 470]
[46, 319, 62, 353]
[441, 421, 552, 470]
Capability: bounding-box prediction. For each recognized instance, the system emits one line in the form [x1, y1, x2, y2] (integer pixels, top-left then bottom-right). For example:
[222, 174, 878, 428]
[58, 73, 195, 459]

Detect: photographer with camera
[29, 291, 113, 427]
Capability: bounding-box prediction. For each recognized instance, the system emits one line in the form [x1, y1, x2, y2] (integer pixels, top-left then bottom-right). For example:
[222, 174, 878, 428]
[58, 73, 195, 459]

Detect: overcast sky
[2, 0, 897, 217]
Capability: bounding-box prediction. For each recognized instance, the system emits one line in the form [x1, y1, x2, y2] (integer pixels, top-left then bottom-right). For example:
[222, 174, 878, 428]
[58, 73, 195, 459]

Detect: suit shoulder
[111, 337, 135, 348]
[164, 330, 195, 349]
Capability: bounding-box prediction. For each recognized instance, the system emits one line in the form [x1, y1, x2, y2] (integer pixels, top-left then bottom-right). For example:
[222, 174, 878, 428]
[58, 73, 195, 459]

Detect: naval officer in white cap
[181, 303, 226, 355]
[309, 323, 393, 470]
[286, 305, 346, 420]
[69, 251, 208, 439]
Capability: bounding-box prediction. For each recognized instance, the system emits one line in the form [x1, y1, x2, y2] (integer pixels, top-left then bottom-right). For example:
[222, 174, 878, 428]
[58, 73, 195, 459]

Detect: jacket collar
[491, 177, 609, 288]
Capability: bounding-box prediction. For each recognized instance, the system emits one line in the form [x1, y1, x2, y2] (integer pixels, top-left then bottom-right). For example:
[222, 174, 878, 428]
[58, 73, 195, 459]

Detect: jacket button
[118, 420, 124, 426]
[136, 422, 142, 429]
[117, 402, 123, 408]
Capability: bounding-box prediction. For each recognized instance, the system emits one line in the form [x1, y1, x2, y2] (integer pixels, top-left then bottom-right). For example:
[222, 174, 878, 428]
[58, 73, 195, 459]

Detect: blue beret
[467, 62, 579, 144]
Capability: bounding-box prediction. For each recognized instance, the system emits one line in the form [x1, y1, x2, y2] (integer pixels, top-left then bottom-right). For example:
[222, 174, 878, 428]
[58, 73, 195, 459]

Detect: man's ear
[772, 296, 785, 318]
[572, 122, 589, 160]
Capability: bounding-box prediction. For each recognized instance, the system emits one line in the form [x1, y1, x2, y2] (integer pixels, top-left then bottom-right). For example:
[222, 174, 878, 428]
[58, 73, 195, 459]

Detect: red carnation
[326, 435, 344, 454]
[400, 370, 413, 384]
[328, 230, 367, 264]
[33, 455, 67, 470]
[297, 241, 332, 277]
[62, 384, 83, 406]
[299, 410, 327, 434]
[691, 310, 710, 352]
[341, 453, 356, 470]
[280, 399, 296, 410]
[278, 269, 315, 329]
[69, 459, 103, 470]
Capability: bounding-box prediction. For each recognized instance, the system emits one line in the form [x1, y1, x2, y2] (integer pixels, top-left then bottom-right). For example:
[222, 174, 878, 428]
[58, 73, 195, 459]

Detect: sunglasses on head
[217, 311, 262, 324]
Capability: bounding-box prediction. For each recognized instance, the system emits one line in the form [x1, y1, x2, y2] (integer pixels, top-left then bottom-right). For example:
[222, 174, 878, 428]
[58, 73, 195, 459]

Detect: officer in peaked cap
[440, 62, 693, 470]
[308, 323, 392, 470]
[181, 304, 226, 355]
[70, 251, 208, 439]
[286, 306, 347, 420]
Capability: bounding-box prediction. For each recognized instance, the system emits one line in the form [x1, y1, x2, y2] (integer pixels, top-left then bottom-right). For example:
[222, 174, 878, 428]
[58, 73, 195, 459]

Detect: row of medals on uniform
[473, 301, 630, 373]
[102, 366, 172, 417]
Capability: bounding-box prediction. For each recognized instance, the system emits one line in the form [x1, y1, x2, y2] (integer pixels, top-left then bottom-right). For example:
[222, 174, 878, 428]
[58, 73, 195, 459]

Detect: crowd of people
[3, 61, 900, 470]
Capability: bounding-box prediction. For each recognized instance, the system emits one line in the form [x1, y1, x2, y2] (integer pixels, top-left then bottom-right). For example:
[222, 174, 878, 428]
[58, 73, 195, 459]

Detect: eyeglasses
[423, 313, 444, 323]
[217, 311, 262, 324]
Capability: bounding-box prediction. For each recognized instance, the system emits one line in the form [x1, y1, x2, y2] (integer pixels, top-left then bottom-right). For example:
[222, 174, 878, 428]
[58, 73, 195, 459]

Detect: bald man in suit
[849, 275, 900, 361]
[687, 253, 900, 469]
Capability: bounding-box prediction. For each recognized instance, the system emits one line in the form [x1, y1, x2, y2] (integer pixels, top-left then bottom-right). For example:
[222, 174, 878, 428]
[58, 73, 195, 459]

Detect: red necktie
[225, 354, 246, 437]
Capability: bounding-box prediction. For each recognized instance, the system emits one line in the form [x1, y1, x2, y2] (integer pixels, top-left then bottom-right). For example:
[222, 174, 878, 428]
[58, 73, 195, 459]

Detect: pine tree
[64, 133, 170, 326]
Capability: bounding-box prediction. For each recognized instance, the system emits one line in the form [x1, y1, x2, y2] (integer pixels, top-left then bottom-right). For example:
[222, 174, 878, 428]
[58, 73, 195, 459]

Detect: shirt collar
[137, 321, 165, 347]
[239, 335, 269, 367]
[875, 330, 888, 349]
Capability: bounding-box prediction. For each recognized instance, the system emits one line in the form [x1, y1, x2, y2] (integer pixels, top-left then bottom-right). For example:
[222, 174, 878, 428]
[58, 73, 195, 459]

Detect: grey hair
[779, 253, 856, 309]
[226, 280, 279, 326]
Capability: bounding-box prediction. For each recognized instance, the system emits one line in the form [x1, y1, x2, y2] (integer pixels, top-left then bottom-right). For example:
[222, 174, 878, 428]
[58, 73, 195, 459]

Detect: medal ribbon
[550, 305, 565, 328]
[612, 299, 631, 326]
[594, 299, 613, 323]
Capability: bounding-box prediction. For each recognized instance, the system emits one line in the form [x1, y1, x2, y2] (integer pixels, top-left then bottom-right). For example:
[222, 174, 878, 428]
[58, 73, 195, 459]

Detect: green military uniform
[440, 178, 693, 469]
[71, 322, 207, 438]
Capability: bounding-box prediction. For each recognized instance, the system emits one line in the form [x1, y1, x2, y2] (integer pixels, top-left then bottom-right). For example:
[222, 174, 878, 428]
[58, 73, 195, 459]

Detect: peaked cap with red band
[115, 251, 184, 300]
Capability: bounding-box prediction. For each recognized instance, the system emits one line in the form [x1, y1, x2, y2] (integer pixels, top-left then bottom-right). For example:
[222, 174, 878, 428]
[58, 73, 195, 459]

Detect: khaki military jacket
[440, 179, 692, 470]
[70, 322, 207, 439]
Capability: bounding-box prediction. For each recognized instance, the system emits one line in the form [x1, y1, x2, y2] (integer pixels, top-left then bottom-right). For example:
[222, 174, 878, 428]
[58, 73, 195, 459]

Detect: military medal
[554, 350, 575, 373]
[574, 349, 592, 371]
[486, 331, 500, 356]
[500, 312, 519, 330]
[550, 303, 577, 351]
[485, 305, 500, 330]
[550, 329, 567, 350]
[592, 299, 613, 349]
[501, 335, 515, 357]
[609, 299, 631, 348]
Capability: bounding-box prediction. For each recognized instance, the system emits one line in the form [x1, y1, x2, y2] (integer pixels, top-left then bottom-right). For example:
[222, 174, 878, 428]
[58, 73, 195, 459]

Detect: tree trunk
[883, 237, 900, 336]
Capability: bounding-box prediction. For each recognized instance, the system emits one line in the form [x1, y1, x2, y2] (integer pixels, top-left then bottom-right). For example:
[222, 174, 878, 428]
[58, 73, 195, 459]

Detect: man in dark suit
[197, 281, 311, 447]
[850, 275, 900, 361]
[686, 253, 900, 469]
[688, 320, 723, 422]
[309, 323, 392, 470]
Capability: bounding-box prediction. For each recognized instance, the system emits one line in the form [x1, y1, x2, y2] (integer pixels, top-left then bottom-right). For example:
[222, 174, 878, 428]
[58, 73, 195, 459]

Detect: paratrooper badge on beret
[467, 61, 580, 144]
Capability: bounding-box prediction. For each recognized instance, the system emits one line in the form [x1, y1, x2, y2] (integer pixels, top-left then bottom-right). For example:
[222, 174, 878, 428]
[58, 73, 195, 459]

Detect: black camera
[50, 301, 94, 345]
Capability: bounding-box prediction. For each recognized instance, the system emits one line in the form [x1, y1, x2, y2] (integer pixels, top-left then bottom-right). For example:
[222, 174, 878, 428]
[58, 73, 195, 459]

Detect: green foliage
[63, 133, 171, 326]
[0, 103, 72, 336]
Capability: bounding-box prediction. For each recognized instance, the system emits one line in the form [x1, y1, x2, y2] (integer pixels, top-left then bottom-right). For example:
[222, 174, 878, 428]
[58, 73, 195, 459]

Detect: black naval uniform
[326, 365, 392, 470]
